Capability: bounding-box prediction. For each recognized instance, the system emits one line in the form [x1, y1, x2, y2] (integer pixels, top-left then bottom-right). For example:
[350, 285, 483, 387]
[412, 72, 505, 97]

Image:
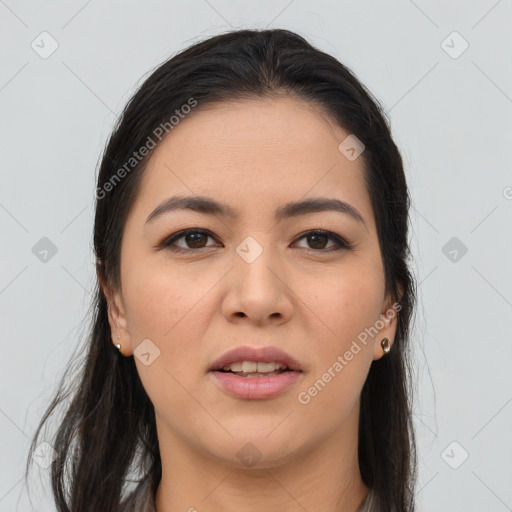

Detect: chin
[206, 433, 305, 471]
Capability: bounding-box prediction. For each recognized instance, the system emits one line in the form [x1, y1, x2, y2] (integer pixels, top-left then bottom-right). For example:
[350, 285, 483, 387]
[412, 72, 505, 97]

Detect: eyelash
[159, 228, 353, 253]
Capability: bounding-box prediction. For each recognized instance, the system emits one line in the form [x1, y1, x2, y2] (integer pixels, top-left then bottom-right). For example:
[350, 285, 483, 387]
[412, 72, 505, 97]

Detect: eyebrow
[145, 195, 367, 227]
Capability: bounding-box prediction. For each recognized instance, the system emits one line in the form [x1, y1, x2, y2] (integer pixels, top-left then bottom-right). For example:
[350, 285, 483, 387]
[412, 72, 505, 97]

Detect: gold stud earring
[381, 338, 391, 354]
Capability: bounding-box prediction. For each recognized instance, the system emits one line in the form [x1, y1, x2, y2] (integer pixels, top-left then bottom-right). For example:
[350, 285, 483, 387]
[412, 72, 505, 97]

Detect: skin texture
[104, 96, 398, 512]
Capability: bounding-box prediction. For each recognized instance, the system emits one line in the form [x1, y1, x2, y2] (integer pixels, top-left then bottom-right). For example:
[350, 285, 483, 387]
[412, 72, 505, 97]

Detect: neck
[155, 402, 369, 512]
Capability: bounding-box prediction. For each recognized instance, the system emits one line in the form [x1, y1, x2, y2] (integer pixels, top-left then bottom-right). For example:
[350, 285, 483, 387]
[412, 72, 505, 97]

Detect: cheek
[294, 269, 382, 426]
[123, 264, 215, 408]
[307, 265, 384, 345]
[122, 259, 218, 352]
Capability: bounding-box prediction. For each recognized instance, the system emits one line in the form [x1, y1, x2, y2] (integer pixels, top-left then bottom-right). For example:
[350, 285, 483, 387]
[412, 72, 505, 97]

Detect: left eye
[160, 228, 351, 252]
[293, 229, 350, 251]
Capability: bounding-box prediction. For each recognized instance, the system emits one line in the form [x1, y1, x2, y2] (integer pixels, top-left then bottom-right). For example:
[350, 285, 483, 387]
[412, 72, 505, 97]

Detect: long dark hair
[26, 28, 417, 511]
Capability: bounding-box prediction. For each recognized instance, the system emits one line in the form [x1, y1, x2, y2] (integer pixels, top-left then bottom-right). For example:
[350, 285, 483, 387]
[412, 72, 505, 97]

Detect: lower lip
[210, 370, 302, 400]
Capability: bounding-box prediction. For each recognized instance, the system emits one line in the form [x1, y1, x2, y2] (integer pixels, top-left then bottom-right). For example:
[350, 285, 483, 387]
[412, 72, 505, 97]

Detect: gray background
[1, 1, 511, 510]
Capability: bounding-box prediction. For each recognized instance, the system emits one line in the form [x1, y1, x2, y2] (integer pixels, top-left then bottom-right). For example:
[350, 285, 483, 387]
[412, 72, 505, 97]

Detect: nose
[221, 238, 295, 326]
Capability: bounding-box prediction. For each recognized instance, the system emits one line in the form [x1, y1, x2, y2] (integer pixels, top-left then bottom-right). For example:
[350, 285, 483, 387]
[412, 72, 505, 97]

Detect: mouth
[216, 361, 293, 378]
[209, 345, 303, 373]
[208, 346, 303, 399]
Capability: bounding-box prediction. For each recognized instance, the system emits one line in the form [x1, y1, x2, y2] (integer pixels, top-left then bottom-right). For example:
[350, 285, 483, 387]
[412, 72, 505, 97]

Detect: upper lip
[209, 345, 303, 372]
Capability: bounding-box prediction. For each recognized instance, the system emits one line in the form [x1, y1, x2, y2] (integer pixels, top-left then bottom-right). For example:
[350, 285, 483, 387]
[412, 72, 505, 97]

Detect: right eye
[160, 229, 221, 252]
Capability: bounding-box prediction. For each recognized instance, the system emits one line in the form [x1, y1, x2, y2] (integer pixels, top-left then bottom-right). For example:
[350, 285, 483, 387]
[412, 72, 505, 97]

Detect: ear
[372, 288, 402, 361]
[96, 262, 133, 357]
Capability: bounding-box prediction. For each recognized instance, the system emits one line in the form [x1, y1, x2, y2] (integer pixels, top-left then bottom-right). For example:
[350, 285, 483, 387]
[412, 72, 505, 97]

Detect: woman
[27, 28, 417, 511]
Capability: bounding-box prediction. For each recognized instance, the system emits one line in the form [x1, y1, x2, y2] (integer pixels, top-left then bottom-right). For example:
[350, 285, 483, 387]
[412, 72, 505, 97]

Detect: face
[105, 96, 398, 469]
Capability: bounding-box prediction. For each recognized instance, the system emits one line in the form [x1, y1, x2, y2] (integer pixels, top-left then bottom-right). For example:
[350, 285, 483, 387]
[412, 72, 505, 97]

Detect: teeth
[257, 362, 282, 372]
[222, 361, 287, 373]
[242, 361, 257, 373]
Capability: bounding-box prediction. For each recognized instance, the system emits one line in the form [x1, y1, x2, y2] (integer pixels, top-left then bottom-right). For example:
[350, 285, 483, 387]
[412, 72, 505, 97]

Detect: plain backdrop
[1, 1, 511, 511]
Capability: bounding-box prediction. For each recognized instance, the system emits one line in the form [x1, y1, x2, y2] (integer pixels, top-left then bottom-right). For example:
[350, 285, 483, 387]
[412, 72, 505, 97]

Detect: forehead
[129, 96, 373, 227]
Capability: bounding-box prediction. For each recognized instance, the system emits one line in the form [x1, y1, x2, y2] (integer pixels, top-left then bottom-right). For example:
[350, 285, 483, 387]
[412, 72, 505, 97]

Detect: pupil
[309, 233, 326, 249]
[187, 233, 206, 248]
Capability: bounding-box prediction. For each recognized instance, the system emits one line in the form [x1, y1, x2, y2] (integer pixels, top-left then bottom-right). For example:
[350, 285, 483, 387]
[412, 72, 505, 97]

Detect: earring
[115, 335, 122, 354]
[381, 338, 391, 354]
